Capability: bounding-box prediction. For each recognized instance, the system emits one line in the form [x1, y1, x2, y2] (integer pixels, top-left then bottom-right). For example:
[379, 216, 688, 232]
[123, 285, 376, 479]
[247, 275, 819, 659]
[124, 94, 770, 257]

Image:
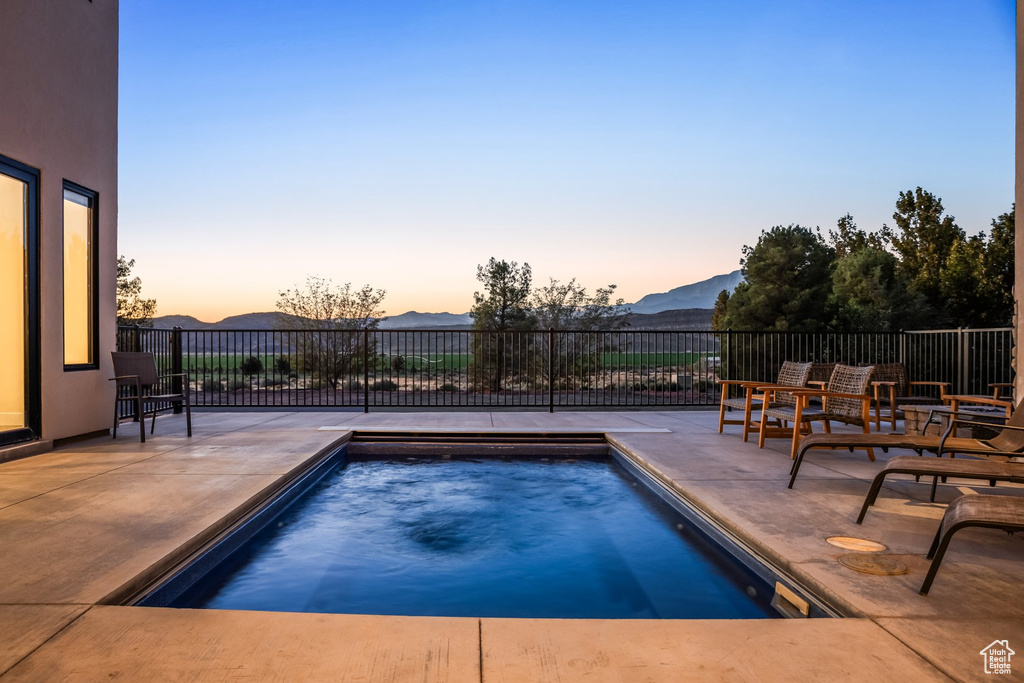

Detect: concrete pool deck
[0, 410, 1020, 681]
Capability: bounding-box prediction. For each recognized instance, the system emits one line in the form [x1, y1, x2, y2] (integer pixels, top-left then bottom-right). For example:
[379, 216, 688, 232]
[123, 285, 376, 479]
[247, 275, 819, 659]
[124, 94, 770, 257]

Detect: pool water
[167, 457, 777, 619]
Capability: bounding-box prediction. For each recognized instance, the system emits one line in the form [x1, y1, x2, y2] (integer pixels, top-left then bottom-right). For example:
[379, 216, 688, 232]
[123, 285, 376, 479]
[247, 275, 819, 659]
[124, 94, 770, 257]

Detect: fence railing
[115, 326, 1014, 414]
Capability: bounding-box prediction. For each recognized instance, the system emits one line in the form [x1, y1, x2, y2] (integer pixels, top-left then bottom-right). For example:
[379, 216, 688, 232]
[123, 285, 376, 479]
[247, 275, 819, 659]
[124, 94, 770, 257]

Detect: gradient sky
[118, 0, 1015, 322]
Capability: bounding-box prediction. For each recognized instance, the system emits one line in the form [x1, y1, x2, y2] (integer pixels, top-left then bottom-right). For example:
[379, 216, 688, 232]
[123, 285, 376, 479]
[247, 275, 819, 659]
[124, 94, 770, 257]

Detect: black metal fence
[115, 326, 1014, 414]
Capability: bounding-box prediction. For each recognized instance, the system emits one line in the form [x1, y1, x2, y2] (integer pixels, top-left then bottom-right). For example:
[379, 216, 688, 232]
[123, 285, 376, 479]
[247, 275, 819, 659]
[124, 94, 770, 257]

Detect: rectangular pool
[149, 452, 782, 619]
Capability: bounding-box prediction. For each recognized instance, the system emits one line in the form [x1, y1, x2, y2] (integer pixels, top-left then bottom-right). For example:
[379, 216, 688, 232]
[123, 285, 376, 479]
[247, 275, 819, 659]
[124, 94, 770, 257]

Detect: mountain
[622, 309, 713, 330]
[628, 270, 743, 314]
[150, 312, 298, 329]
[379, 311, 472, 329]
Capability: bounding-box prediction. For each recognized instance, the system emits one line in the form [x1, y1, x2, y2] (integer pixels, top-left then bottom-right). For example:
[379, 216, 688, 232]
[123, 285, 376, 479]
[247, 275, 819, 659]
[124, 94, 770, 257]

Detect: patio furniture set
[718, 362, 1023, 594]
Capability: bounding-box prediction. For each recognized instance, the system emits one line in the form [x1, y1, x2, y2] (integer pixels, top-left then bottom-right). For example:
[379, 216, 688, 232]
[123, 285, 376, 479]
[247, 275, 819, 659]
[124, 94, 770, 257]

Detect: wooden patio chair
[869, 362, 950, 432]
[717, 361, 812, 442]
[111, 351, 192, 443]
[759, 364, 875, 459]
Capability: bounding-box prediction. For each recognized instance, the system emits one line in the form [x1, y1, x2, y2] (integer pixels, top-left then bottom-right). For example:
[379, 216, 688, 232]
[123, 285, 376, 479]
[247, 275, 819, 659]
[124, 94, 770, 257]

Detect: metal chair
[110, 351, 192, 443]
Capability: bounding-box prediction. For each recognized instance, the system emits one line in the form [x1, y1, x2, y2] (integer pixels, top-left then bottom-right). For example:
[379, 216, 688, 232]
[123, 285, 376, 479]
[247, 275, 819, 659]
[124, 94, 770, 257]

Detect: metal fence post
[171, 326, 183, 413]
[363, 328, 370, 413]
[131, 323, 141, 352]
[548, 328, 555, 413]
[958, 327, 967, 395]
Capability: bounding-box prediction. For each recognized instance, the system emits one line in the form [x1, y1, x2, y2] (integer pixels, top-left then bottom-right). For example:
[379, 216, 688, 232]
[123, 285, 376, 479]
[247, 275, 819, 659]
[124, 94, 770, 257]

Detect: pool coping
[1, 410, 1017, 680]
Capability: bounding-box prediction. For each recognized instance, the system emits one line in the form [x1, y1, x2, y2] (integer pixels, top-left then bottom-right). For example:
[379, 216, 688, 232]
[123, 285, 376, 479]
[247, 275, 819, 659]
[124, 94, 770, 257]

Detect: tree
[711, 290, 731, 331]
[275, 276, 386, 389]
[116, 256, 157, 326]
[829, 246, 928, 331]
[239, 355, 264, 384]
[531, 278, 628, 389]
[469, 258, 536, 392]
[977, 206, 1015, 326]
[715, 225, 835, 331]
[828, 214, 885, 258]
[531, 279, 627, 330]
[881, 187, 964, 312]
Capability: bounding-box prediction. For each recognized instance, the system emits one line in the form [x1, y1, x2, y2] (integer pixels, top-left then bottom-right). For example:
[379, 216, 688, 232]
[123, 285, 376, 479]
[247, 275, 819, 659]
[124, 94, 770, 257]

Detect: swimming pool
[138, 442, 825, 619]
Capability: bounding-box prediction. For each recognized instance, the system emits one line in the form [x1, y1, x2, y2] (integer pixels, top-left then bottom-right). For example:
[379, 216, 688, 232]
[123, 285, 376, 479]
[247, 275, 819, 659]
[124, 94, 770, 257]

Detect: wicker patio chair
[919, 493, 1024, 595]
[759, 364, 875, 459]
[111, 351, 192, 443]
[869, 362, 950, 431]
[717, 361, 812, 442]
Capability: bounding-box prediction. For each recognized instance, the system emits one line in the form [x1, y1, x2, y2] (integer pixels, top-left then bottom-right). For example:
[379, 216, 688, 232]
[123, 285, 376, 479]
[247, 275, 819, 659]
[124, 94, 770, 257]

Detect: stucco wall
[1017, 1, 1023, 401]
[0, 1, 119, 441]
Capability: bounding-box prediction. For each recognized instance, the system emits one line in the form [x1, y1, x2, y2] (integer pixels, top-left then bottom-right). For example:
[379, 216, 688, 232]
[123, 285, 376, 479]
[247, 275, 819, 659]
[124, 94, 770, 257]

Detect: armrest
[790, 390, 871, 401]
[944, 394, 1013, 409]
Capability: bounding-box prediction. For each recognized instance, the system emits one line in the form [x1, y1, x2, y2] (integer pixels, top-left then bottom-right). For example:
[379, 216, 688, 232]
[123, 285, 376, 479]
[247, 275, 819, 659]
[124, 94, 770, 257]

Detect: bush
[439, 383, 458, 392]
[274, 356, 292, 375]
[345, 379, 363, 391]
[240, 356, 264, 377]
[370, 379, 399, 391]
[202, 379, 222, 392]
[226, 379, 247, 391]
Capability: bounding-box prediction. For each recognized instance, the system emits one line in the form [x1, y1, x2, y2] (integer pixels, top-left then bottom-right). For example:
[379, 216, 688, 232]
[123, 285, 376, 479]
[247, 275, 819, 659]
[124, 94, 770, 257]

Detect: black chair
[110, 351, 192, 443]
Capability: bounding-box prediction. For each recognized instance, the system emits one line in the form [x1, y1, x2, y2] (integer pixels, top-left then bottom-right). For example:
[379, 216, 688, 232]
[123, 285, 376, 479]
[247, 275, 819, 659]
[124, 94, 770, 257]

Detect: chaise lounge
[919, 493, 1024, 595]
[788, 403, 1024, 488]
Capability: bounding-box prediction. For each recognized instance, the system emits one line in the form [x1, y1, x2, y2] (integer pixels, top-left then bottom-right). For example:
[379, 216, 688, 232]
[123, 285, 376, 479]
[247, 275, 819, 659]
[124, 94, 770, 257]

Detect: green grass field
[173, 350, 711, 375]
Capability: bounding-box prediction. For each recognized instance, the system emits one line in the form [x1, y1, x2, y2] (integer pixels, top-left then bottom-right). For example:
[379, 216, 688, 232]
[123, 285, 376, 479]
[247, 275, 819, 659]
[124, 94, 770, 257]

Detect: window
[0, 154, 40, 445]
[63, 181, 98, 370]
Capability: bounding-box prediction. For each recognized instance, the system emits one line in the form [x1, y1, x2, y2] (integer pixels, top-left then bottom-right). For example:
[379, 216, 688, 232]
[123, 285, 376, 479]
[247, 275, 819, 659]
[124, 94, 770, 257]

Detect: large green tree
[881, 187, 964, 314]
[715, 225, 835, 331]
[469, 258, 537, 391]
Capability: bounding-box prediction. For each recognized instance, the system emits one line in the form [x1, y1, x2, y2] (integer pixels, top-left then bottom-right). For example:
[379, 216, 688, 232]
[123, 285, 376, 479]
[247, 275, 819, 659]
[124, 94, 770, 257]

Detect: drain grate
[826, 536, 887, 552]
[837, 553, 908, 576]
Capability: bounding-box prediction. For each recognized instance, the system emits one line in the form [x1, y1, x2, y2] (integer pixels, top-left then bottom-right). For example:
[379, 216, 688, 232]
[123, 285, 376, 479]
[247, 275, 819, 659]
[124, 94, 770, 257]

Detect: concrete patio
[0, 409, 1021, 681]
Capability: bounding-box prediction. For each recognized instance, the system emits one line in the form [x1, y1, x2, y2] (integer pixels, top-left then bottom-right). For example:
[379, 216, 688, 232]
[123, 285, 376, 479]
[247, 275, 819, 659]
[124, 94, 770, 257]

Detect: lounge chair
[869, 362, 949, 431]
[759, 364, 875, 459]
[788, 402, 1024, 488]
[856, 455, 1024, 523]
[919, 493, 1024, 594]
[111, 351, 192, 443]
[717, 361, 812, 442]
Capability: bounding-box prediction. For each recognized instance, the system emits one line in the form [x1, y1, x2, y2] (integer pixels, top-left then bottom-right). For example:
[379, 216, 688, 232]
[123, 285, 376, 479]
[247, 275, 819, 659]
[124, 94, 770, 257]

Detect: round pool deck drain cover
[826, 536, 887, 552]
[837, 553, 908, 576]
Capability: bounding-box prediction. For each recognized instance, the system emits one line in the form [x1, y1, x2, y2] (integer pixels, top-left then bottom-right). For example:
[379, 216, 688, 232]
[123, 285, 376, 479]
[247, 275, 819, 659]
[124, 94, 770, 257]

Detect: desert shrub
[370, 379, 399, 391]
[390, 355, 406, 373]
[202, 379, 222, 392]
[274, 356, 292, 375]
[226, 379, 247, 391]
[439, 383, 458, 392]
[263, 377, 284, 387]
[345, 379, 363, 391]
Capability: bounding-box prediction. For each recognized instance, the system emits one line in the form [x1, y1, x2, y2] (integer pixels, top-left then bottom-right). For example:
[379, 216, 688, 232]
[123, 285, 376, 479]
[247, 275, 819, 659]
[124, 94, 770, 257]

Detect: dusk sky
[118, 1, 1015, 322]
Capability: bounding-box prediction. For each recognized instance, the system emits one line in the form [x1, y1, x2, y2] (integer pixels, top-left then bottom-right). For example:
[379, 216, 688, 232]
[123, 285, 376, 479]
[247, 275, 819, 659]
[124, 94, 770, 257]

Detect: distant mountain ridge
[628, 270, 742, 313]
[150, 271, 742, 330]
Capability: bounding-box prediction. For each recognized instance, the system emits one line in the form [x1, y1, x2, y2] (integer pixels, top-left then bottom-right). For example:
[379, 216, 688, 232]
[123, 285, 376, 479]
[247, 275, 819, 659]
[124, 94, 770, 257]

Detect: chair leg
[717, 397, 727, 434]
[856, 471, 889, 523]
[151, 407, 158, 435]
[920, 522, 958, 595]
[112, 395, 119, 439]
[185, 397, 192, 437]
[138, 396, 146, 443]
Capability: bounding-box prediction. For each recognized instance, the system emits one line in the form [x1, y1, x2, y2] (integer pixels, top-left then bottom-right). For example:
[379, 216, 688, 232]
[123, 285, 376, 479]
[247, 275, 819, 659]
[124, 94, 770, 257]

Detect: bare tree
[276, 276, 386, 389]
